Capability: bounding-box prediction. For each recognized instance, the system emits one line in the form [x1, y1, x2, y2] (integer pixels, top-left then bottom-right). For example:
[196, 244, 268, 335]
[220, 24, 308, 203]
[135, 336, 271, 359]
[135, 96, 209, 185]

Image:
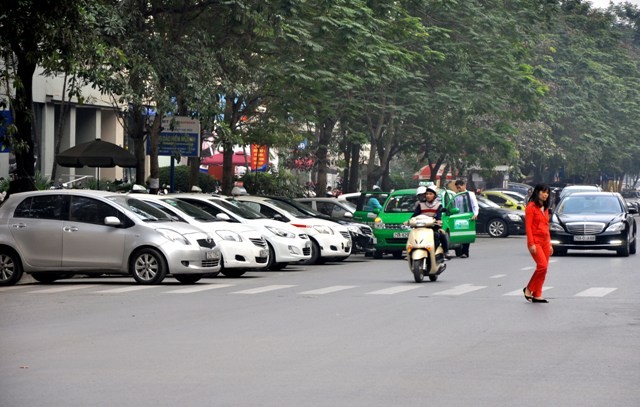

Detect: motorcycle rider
[411, 185, 451, 259]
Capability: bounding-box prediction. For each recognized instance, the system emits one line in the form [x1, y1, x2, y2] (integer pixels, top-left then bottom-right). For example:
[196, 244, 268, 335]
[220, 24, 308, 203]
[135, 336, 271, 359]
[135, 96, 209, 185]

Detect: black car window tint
[70, 196, 119, 225]
[15, 195, 65, 220]
[316, 202, 332, 216]
[260, 205, 284, 220]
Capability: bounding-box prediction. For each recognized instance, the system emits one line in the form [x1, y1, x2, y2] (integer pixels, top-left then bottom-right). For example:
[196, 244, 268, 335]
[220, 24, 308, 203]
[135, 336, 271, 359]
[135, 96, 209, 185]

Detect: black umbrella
[56, 138, 137, 189]
[56, 138, 137, 168]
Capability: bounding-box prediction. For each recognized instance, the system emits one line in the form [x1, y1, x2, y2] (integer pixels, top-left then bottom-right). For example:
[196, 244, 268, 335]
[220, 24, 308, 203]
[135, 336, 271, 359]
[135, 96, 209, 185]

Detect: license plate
[574, 235, 596, 241]
[393, 232, 409, 238]
[206, 250, 220, 259]
[259, 249, 268, 257]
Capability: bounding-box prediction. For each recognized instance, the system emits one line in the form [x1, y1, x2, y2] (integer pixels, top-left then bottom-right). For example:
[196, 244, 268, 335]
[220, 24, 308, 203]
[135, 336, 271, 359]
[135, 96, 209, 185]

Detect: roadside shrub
[241, 171, 306, 198]
[158, 165, 219, 193]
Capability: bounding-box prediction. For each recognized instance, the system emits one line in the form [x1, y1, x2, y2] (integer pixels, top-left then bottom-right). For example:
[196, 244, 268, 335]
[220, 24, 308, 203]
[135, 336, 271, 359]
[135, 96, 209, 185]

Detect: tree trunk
[314, 118, 336, 196]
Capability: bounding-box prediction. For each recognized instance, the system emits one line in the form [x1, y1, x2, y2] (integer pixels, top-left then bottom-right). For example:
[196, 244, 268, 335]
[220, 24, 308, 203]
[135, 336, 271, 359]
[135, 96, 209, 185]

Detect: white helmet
[416, 186, 427, 195]
[426, 185, 438, 195]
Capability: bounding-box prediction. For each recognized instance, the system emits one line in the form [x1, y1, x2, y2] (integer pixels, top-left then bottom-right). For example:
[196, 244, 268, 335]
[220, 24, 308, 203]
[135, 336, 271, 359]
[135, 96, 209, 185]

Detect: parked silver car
[0, 190, 221, 286]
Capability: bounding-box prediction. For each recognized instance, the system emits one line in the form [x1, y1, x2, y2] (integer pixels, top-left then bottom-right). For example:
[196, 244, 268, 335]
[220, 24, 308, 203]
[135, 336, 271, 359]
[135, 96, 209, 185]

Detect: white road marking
[0, 286, 30, 292]
[299, 285, 358, 295]
[490, 274, 507, 279]
[95, 286, 156, 294]
[575, 287, 618, 297]
[433, 284, 486, 296]
[520, 266, 534, 271]
[29, 285, 98, 293]
[367, 286, 422, 295]
[231, 285, 296, 294]
[166, 284, 235, 294]
[504, 286, 554, 296]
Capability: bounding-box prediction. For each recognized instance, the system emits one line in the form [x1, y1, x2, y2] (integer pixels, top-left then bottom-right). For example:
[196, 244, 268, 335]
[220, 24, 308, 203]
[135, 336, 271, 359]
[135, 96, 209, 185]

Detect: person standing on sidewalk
[454, 179, 479, 258]
[523, 183, 553, 303]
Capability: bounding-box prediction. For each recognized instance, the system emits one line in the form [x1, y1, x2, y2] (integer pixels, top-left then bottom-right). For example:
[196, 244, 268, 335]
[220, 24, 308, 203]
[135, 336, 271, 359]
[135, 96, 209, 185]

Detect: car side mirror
[344, 211, 353, 219]
[372, 208, 381, 214]
[216, 213, 231, 221]
[273, 214, 288, 222]
[629, 206, 638, 215]
[104, 216, 121, 226]
[448, 207, 460, 215]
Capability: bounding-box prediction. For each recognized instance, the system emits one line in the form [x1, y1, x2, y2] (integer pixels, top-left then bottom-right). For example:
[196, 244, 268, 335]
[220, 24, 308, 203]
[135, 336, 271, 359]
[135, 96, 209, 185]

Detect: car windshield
[280, 198, 325, 217]
[384, 194, 418, 213]
[501, 191, 526, 203]
[557, 195, 622, 214]
[215, 198, 267, 219]
[477, 196, 501, 208]
[159, 198, 220, 222]
[108, 196, 174, 222]
[266, 199, 312, 218]
[560, 186, 600, 199]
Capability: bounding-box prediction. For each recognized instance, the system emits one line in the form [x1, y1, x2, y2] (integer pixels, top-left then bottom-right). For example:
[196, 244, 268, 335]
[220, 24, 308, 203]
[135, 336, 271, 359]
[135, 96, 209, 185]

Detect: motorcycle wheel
[411, 259, 424, 283]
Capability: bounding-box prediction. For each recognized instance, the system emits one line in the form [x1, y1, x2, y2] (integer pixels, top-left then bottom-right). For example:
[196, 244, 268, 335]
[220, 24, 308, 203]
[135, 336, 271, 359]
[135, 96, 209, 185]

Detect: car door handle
[63, 226, 79, 232]
[11, 223, 27, 229]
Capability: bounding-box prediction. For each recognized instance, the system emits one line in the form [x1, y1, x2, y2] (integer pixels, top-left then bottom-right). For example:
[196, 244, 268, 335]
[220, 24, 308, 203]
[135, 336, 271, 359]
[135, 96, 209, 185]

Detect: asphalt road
[1, 235, 639, 407]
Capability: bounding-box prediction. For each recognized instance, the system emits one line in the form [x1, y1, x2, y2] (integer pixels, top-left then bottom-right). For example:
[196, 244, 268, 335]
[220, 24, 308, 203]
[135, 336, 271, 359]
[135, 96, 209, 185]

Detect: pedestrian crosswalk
[0, 282, 622, 298]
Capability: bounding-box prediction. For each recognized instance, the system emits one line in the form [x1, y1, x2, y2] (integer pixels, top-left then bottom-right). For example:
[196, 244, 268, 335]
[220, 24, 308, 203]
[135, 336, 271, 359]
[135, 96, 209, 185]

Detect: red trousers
[527, 243, 551, 298]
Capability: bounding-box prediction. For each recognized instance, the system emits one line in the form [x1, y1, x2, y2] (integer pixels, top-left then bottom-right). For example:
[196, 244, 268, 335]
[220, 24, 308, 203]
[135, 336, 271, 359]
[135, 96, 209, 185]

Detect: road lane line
[29, 285, 98, 293]
[575, 287, 617, 297]
[504, 286, 554, 296]
[95, 286, 156, 294]
[231, 285, 296, 294]
[433, 284, 486, 296]
[520, 266, 534, 271]
[367, 286, 422, 295]
[166, 284, 235, 294]
[490, 274, 507, 279]
[299, 285, 358, 295]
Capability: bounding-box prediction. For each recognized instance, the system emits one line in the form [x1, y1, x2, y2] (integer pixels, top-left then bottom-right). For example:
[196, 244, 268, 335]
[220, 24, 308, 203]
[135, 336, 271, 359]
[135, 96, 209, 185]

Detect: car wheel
[30, 272, 61, 284]
[630, 235, 636, 255]
[617, 239, 630, 257]
[373, 249, 383, 259]
[302, 239, 321, 265]
[130, 248, 167, 284]
[221, 270, 246, 278]
[487, 219, 508, 238]
[174, 274, 203, 284]
[0, 250, 23, 286]
[392, 251, 404, 259]
[454, 247, 464, 257]
[265, 243, 288, 270]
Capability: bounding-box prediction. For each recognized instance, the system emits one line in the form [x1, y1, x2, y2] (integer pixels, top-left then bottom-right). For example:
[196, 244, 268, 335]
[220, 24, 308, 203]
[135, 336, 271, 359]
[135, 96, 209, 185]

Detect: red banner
[251, 145, 268, 169]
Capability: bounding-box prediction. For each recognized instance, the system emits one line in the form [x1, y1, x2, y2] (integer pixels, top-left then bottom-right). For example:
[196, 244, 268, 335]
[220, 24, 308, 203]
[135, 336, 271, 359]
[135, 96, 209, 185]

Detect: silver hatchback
[0, 190, 221, 285]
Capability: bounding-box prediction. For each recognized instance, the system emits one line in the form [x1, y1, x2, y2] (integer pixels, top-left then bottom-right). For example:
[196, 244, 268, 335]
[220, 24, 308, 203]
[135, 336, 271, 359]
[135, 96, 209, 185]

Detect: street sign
[151, 116, 201, 157]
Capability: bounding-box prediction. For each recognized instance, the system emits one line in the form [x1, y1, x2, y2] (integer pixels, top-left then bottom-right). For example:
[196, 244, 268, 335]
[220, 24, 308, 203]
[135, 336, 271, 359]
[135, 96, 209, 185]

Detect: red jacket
[525, 201, 550, 247]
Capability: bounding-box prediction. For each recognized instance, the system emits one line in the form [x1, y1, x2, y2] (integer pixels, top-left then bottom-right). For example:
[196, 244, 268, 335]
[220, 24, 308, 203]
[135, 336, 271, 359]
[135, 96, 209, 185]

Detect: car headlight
[605, 222, 626, 232]
[157, 228, 190, 245]
[506, 214, 521, 221]
[347, 225, 361, 234]
[265, 226, 295, 238]
[215, 230, 243, 242]
[313, 225, 333, 234]
[549, 223, 564, 232]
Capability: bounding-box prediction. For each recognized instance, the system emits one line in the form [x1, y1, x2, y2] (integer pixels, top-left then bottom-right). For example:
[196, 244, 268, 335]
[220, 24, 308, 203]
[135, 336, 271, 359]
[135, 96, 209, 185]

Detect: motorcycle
[406, 215, 446, 282]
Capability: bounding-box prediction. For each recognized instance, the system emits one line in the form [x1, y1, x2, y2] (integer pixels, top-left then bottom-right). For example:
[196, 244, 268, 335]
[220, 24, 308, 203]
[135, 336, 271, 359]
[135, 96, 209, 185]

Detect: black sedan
[476, 196, 526, 237]
[550, 192, 637, 256]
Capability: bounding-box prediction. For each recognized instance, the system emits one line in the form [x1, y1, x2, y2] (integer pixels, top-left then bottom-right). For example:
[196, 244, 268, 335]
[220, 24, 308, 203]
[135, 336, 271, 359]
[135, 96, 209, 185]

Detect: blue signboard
[0, 110, 11, 153]
[147, 117, 201, 157]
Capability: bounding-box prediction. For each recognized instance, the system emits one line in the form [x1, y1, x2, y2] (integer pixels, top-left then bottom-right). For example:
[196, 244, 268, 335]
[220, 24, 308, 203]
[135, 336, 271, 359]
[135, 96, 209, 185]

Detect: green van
[370, 187, 476, 259]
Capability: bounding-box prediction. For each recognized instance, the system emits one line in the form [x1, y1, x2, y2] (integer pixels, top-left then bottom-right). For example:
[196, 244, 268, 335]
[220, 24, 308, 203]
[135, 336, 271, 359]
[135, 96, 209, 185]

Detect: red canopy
[201, 151, 250, 166]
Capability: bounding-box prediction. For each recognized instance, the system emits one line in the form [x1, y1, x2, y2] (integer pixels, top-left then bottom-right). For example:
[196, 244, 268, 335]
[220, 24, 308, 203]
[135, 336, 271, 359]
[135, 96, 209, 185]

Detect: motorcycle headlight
[313, 225, 333, 234]
[605, 222, 625, 232]
[215, 230, 243, 242]
[157, 228, 190, 245]
[265, 226, 295, 238]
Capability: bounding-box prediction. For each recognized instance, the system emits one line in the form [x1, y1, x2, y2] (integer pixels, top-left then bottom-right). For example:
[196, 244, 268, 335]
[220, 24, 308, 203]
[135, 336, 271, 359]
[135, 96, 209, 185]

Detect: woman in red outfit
[523, 183, 552, 303]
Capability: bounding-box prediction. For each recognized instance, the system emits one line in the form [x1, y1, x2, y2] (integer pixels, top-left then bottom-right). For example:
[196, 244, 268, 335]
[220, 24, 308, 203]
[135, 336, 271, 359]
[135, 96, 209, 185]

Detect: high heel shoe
[532, 297, 549, 303]
[523, 287, 532, 302]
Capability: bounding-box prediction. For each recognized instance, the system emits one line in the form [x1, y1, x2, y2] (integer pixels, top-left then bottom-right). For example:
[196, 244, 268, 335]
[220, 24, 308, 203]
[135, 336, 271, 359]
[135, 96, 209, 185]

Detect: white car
[171, 194, 311, 270]
[0, 190, 221, 286]
[128, 194, 270, 277]
[233, 195, 352, 264]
